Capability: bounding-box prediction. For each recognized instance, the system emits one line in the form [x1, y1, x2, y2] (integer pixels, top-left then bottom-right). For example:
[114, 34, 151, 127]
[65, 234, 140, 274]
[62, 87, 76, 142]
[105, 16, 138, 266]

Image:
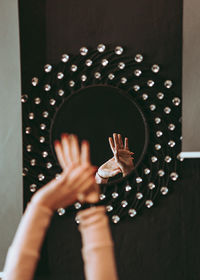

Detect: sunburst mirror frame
[21, 44, 183, 223]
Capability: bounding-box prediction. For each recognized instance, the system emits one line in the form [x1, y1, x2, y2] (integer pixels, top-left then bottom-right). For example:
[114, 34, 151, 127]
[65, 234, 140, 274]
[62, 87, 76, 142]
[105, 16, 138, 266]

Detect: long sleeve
[3, 201, 53, 280]
[77, 206, 118, 280]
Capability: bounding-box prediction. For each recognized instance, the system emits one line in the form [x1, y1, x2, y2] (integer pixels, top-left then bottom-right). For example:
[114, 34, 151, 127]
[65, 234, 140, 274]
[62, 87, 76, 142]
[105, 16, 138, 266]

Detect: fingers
[61, 134, 73, 165]
[118, 134, 123, 148]
[54, 140, 66, 170]
[81, 140, 90, 164]
[113, 133, 119, 150]
[70, 134, 80, 163]
[124, 137, 129, 150]
[68, 165, 97, 191]
[109, 137, 115, 154]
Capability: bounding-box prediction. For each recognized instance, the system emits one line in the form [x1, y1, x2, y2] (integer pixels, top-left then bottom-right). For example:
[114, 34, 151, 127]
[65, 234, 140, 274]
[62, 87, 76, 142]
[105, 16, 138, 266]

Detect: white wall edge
[180, 152, 200, 158]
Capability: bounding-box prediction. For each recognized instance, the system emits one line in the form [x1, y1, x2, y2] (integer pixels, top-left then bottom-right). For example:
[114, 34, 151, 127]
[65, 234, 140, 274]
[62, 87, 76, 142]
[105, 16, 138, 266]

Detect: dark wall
[19, 0, 200, 279]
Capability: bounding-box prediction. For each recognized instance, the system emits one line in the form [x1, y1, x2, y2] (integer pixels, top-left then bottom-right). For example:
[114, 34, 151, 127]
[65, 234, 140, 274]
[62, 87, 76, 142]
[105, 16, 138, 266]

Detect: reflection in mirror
[51, 85, 148, 183]
[95, 133, 134, 184]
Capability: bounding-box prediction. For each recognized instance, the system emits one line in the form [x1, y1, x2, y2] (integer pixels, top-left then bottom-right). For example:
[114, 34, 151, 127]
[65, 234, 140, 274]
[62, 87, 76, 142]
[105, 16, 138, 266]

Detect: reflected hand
[109, 133, 134, 177]
[97, 157, 121, 180]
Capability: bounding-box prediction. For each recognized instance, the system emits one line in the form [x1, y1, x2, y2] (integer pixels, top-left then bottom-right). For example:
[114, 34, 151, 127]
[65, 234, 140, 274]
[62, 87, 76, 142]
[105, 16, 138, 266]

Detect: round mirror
[50, 85, 148, 183]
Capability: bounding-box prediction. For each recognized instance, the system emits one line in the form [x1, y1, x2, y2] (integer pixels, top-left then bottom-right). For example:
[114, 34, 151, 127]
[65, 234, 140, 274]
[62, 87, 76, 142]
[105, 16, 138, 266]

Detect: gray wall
[182, 0, 200, 155]
[0, 0, 22, 271]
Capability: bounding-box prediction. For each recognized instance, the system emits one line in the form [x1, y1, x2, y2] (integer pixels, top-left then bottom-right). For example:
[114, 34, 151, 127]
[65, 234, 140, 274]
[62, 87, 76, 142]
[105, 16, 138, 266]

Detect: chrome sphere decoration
[30, 159, 36, 166]
[39, 136, 45, 143]
[100, 194, 106, 200]
[134, 69, 142, 76]
[30, 184, 37, 192]
[61, 54, 69, 63]
[115, 46, 123, 55]
[112, 192, 119, 199]
[155, 117, 161, 124]
[165, 155, 172, 163]
[118, 62, 125, 69]
[156, 130, 163, 137]
[164, 80, 173, 88]
[29, 112, 34, 120]
[57, 72, 64, 79]
[125, 185, 132, 191]
[136, 177, 142, 183]
[150, 104, 156, 111]
[151, 156, 158, 163]
[112, 215, 120, 224]
[160, 186, 169, 195]
[25, 127, 31, 134]
[170, 172, 179, 181]
[42, 111, 49, 118]
[121, 200, 128, 207]
[44, 64, 52, 73]
[38, 173, 45, 181]
[158, 169, 165, 177]
[147, 80, 155, 87]
[46, 162, 52, 169]
[157, 92, 164, 100]
[148, 182, 155, 190]
[21, 94, 28, 103]
[151, 64, 160, 73]
[85, 59, 93, 67]
[71, 64, 78, 72]
[97, 44, 106, 53]
[164, 107, 171, 114]
[133, 85, 140, 92]
[34, 97, 41, 104]
[101, 59, 109, 67]
[144, 168, 150, 175]
[26, 145, 32, 152]
[129, 209, 137, 217]
[168, 123, 175, 131]
[135, 54, 143, 63]
[142, 93, 148, 100]
[58, 89, 64, 96]
[172, 97, 181, 106]
[106, 205, 113, 212]
[44, 84, 51, 91]
[121, 77, 127, 84]
[146, 200, 153, 208]
[32, 77, 38, 86]
[108, 73, 115, 80]
[94, 72, 101, 79]
[80, 46, 88, 56]
[57, 208, 65, 216]
[40, 123, 46, 130]
[81, 75, 87, 82]
[69, 80, 75, 87]
[136, 192, 143, 200]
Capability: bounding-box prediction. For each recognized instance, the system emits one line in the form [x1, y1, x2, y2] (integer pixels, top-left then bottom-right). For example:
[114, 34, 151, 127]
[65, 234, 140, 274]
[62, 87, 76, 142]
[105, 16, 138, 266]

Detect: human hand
[109, 133, 134, 177]
[54, 134, 99, 203]
[31, 134, 99, 210]
[96, 158, 121, 183]
[32, 164, 97, 211]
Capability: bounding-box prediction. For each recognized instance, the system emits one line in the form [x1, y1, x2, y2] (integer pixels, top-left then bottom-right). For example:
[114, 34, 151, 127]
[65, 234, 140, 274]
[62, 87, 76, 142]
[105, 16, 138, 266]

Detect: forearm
[3, 200, 53, 280]
[77, 206, 118, 280]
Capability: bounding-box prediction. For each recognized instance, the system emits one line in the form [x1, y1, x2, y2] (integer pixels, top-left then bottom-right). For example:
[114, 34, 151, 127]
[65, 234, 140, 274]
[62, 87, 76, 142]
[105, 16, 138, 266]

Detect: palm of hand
[114, 149, 134, 176]
[98, 157, 121, 178]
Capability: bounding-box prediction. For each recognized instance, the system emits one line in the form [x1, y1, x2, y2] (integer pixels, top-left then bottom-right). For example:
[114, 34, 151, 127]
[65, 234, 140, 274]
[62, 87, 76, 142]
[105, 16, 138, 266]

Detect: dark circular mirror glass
[50, 85, 148, 182]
